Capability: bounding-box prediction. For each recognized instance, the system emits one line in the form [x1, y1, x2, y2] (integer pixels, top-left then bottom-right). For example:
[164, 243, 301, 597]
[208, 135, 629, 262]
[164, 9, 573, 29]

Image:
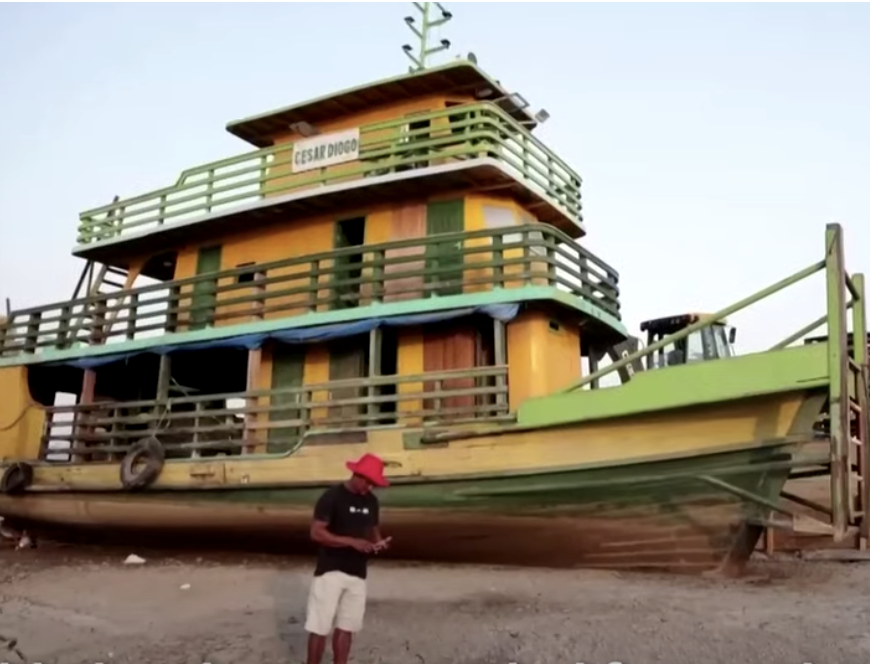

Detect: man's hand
[349, 538, 376, 553]
[373, 536, 392, 553]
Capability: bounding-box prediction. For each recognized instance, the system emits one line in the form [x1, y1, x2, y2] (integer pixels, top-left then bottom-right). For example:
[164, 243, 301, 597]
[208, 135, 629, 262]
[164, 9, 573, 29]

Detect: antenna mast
[402, 2, 453, 72]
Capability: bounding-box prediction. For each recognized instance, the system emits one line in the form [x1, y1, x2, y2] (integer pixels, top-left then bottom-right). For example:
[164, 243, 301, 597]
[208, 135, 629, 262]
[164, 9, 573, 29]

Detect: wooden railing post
[165, 285, 181, 333]
[309, 259, 321, 313]
[56, 305, 72, 349]
[126, 294, 138, 340]
[25, 312, 41, 354]
[371, 249, 385, 304]
[251, 270, 266, 323]
[492, 235, 504, 288]
[191, 402, 203, 460]
[205, 168, 215, 213]
[89, 301, 107, 345]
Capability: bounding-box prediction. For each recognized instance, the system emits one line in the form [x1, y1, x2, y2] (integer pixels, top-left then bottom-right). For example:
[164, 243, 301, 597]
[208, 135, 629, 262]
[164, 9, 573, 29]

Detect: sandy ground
[1, 542, 870, 664]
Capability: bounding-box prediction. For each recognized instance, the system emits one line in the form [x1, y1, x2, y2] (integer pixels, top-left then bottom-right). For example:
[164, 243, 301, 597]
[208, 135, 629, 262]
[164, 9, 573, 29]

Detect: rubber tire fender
[0, 462, 34, 495]
[120, 436, 165, 491]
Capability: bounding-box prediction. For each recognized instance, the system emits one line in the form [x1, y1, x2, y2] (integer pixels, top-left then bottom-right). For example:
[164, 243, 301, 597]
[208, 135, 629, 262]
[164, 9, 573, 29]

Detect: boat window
[482, 204, 520, 247]
[398, 111, 432, 170]
[44, 390, 77, 462]
[685, 330, 705, 363]
[236, 261, 256, 284]
[516, 211, 546, 257]
[376, 328, 400, 426]
[710, 326, 732, 358]
[446, 100, 474, 136]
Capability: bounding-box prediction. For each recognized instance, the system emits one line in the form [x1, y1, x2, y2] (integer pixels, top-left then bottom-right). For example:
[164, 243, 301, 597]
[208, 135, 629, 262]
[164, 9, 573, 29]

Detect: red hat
[346, 453, 390, 487]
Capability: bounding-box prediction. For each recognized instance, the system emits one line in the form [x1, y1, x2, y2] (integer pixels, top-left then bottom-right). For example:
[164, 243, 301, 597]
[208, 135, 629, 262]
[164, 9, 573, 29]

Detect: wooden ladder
[68, 260, 136, 344]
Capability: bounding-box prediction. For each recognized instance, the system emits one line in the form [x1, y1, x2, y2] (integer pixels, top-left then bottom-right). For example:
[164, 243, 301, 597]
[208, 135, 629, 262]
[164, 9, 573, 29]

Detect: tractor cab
[639, 313, 737, 370]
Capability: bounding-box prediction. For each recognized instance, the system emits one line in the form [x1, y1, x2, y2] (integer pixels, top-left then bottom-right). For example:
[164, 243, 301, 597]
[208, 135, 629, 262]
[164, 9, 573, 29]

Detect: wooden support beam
[243, 348, 262, 454]
[367, 328, 382, 423]
[493, 318, 507, 409]
[825, 223, 851, 540]
[72, 369, 97, 464]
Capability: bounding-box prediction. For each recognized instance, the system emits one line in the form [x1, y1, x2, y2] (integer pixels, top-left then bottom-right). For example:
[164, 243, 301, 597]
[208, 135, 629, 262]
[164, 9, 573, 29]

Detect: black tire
[120, 436, 165, 491]
[0, 462, 34, 495]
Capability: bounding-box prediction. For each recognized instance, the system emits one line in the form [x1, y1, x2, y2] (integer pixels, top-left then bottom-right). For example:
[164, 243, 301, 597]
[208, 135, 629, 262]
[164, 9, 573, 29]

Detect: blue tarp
[47, 303, 519, 370]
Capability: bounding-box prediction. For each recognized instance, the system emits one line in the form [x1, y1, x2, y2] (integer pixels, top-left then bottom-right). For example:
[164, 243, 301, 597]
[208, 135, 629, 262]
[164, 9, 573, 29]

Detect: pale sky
[1, 2, 868, 354]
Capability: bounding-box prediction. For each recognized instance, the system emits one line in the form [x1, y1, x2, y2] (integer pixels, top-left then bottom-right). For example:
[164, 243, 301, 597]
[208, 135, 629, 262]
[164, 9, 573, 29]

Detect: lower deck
[2, 304, 591, 464]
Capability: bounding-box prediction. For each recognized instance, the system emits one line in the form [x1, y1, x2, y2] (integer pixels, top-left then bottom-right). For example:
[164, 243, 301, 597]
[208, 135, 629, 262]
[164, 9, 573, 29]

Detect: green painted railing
[1, 224, 620, 357]
[40, 366, 512, 462]
[77, 102, 583, 245]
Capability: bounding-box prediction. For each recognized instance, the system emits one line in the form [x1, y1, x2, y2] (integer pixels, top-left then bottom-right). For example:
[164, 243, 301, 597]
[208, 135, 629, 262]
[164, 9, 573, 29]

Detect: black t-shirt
[312, 483, 380, 579]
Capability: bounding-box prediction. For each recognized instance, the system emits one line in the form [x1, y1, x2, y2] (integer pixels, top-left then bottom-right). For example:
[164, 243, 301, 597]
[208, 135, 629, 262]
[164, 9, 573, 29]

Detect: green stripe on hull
[123, 441, 799, 518]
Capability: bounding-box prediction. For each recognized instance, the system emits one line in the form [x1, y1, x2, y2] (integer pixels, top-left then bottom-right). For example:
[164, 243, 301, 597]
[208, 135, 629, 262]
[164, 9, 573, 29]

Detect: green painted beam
[517, 342, 830, 429]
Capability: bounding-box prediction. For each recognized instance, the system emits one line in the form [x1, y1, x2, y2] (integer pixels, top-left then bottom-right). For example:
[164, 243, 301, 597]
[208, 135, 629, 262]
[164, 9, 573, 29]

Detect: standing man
[305, 453, 392, 664]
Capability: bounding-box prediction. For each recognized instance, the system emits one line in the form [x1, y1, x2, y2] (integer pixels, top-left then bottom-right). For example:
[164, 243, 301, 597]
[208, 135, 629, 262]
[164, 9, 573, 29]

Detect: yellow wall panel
[506, 310, 581, 410]
[397, 327, 424, 425]
[0, 367, 46, 462]
[171, 204, 401, 330]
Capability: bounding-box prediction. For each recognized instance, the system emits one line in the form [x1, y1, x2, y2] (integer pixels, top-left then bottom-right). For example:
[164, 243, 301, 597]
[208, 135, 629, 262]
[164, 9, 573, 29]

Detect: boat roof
[226, 60, 538, 148]
[639, 312, 728, 332]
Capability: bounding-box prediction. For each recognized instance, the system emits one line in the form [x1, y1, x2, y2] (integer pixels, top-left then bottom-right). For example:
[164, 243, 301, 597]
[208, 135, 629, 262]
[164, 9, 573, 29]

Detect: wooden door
[268, 344, 305, 452]
[383, 204, 426, 302]
[423, 322, 477, 421]
[328, 336, 368, 427]
[190, 245, 221, 330]
[425, 200, 464, 296]
[331, 216, 366, 310]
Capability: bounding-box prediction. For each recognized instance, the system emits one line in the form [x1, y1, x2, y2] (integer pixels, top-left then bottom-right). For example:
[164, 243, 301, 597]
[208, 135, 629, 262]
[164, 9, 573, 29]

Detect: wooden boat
[0, 3, 867, 574]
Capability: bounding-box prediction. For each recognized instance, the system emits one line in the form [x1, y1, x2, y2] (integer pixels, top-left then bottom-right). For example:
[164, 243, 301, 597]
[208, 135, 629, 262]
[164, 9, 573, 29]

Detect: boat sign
[292, 127, 360, 173]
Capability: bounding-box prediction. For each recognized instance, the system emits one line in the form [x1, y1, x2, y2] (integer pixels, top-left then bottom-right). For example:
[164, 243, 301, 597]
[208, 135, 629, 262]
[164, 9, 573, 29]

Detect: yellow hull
[12, 391, 812, 492]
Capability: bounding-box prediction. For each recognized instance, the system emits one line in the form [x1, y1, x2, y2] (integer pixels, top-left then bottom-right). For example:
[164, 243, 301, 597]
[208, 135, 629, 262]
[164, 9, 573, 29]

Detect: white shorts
[304, 570, 368, 635]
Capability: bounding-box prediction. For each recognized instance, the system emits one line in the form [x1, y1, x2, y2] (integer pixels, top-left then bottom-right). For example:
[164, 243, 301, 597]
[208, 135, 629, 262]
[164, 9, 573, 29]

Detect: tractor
[639, 312, 737, 369]
[592, 312, 738, 385]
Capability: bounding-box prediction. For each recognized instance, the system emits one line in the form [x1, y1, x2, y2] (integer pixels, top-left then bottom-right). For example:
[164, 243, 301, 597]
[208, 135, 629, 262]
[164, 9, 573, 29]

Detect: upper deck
[0, 222, 624, 367]
[75, 63, 583, 265]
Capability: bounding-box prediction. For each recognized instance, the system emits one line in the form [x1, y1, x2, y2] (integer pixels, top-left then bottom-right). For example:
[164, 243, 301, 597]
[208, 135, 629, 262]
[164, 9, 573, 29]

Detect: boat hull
[0, 442, 798, 574]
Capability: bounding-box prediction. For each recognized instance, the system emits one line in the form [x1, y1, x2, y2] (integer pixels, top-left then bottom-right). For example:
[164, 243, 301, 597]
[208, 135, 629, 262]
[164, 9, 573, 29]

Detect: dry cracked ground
[1, 542, 870, 664]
